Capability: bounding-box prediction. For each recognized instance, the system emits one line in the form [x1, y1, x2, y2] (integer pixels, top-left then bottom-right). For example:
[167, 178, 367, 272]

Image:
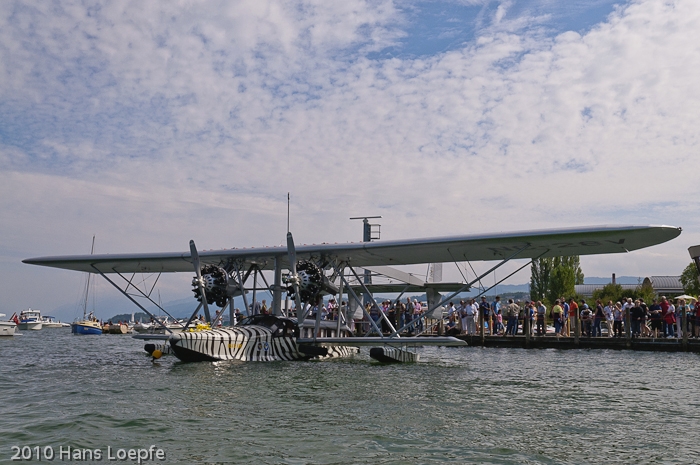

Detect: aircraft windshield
[238, 315, 297, 337]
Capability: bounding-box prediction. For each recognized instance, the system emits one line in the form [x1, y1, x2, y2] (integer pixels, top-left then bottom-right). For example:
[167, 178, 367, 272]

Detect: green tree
[530, 258, 552, 302]
[592, 283, 624, 304]
[530, 256, 584, 305]
[591, 280, 655, 306]
[680, 262, 700, 296]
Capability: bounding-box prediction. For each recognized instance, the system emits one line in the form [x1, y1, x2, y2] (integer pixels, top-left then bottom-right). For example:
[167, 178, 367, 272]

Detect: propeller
[286, 232, 306, 325]
[192, 264, 229, 307]
[190, 240, 212, 323]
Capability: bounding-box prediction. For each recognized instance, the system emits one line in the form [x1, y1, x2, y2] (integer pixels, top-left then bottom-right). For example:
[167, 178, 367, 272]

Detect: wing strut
[388, 244, 537, 337]
[232, 261, 249, 317]
[338, 271, 385, 337]
[347, 266, 399, 336]
[92, 266, 173, 334]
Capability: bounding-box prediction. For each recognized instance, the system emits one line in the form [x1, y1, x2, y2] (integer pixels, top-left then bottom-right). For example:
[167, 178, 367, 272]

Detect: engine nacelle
[192, 265, 229, 307]
[285, 261, 338, 302]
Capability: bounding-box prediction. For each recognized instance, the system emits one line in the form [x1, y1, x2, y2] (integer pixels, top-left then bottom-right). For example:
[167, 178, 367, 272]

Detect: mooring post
[524, 309, 531, 348]
[480, 308, 485, 346]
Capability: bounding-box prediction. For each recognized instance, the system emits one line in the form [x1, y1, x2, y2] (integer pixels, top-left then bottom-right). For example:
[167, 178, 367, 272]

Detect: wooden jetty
[456, 334, 700, 352]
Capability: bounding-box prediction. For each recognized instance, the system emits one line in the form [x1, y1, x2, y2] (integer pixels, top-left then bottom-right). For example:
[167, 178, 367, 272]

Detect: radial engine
[192, 264, 229, 307]
[285, 260, 338, 303]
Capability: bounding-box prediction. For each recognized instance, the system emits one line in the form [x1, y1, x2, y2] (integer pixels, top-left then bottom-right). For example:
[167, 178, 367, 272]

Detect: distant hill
[106, 312, 151, 323]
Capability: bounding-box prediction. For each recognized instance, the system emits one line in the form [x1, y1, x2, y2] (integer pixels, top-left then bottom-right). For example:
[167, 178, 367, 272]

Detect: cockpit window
[238, 315, 296, 336]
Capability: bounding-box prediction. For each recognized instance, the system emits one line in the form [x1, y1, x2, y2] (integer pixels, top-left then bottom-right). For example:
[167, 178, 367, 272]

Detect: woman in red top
[663, 305, 677, 338]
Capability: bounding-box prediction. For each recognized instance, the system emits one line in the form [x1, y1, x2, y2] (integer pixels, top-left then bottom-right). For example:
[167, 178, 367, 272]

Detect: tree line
[529, 256, 700, 306]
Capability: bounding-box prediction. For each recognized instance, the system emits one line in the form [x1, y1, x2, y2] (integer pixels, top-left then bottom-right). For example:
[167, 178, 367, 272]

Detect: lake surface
[1, 329, 698, 464]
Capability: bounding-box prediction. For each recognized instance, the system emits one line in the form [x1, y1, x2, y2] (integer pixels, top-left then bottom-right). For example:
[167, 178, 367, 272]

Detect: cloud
[1, 0, 698, 316]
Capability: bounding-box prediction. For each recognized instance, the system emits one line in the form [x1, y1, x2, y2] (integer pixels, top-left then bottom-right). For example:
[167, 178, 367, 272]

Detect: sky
[1, 0, 699, 320]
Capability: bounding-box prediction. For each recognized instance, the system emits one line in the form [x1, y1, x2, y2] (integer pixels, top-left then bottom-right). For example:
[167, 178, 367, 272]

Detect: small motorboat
[18, 308, 43, 330]
[41, 315, 70, 328]
[0, 313, 17, 336]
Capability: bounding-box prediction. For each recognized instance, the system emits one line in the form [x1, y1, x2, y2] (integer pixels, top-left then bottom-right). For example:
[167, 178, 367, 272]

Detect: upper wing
[23, 224, 681, 274]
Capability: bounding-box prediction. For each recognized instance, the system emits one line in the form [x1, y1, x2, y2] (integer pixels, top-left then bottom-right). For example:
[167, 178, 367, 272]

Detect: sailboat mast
[82, 235, 96, 319]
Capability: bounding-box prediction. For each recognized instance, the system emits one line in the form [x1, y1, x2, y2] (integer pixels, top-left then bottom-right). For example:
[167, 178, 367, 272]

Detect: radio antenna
[287, 192, 290, 233]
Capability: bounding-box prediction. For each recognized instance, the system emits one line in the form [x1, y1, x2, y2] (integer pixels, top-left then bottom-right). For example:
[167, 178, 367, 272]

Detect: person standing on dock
[413, 299, 423, 333]
[593, 299, 604, 337]
[469, 299, 478, 335]
[386, 300, 396, 330]
[649, 299, 662, 338]
[580, 300, 592, 338]
[613, 302, 624, 338]
[504, 299, 519, 336]
[568, 298, 578, 337]
[675, 298, 686, 339]
[664, 299, 676, 338]
[535, 301, 546, 336]
[561, 297, 570, 337]
[479, 297, 491, 335]
[604, 301, 614, 337]
[639, 298, 651, 337]
[630, 300, 645, 338]
[404, 298, 414, 334]
[660, 296, 670, 337]
[492, 296, 502, 335]
[550, 300, 563, 338]
[458, 301, 471, 335]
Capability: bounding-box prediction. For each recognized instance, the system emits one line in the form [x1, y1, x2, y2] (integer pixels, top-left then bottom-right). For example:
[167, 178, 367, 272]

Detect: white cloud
[1, 0, 698, 317]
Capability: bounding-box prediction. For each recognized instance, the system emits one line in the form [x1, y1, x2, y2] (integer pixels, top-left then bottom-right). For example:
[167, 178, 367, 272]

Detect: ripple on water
[2, 331, 700, 464]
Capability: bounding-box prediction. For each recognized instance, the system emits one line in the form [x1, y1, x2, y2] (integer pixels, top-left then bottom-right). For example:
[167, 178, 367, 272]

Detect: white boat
[149, 316, 186, 334]
[133, 320, 153, 333]
[42, 315, 70, 328]
[0, 313, 17, 336]
[18, 308, 43, 330]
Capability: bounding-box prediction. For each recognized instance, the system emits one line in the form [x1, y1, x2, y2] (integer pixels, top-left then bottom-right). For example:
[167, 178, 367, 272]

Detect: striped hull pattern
[369, 347, 420, 363]
[144, 342, 173, 356]
[169, 327, 358, 362]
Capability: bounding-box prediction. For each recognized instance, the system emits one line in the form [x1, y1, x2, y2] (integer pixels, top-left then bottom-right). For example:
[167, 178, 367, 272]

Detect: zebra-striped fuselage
[169, 316, 358, 362]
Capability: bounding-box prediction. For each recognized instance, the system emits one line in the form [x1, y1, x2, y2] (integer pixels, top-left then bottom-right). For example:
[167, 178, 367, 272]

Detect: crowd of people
[237, 294, 700, 340]
[439, 295, 700, 339]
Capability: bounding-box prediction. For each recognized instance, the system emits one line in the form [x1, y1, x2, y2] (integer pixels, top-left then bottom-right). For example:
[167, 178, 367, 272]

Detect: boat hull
[0, 321, 17, 336]
[18, 322, 42, 330]
[71, 322, 102, 335]
[42, 323, 62, 328]
[168, 327, 358, 362]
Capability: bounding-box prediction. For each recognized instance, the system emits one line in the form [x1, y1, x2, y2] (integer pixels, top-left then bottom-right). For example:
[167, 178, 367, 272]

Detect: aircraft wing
[23, 224, 681, 274]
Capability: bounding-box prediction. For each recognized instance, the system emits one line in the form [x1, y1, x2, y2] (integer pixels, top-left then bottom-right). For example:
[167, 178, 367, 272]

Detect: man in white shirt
[603, 301, 614, 337]
[458, 301, 471, 335]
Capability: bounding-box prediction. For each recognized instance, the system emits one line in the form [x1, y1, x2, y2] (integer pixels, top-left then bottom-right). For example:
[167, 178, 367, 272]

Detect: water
[1, 329, 699, 464]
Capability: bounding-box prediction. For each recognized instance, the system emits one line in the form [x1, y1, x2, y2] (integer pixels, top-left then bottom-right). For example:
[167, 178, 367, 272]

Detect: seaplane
[23, 224, 681, 363]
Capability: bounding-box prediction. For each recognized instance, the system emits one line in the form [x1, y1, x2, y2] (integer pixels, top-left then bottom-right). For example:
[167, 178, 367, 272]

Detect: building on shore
[575, 275, 683, 298]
